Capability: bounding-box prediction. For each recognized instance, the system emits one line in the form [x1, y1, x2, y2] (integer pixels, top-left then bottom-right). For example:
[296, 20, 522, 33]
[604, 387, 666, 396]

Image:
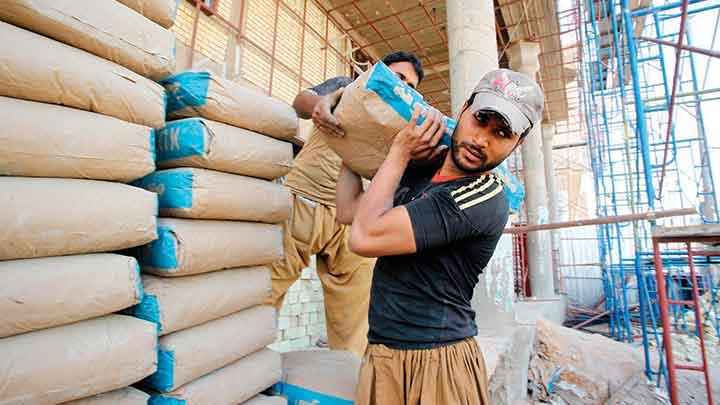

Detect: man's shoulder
[442, 174, 508, 231]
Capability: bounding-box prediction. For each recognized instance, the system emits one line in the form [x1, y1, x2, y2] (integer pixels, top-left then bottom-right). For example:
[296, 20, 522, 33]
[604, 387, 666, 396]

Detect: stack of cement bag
[0, 1, 178, 403]
[130, 70, 296, 404]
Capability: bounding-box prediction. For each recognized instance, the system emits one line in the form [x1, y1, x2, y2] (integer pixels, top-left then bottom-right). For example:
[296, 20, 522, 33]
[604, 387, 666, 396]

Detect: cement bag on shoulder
[133, 168, 292, 222]
[273, 350, 361, 404]
[62, 387, 149, 405]
[0, 315, 157, 405]
[156, 118, 293, 180]
[145, 305, 276, 392]
[0, 254, 143, 338]
[0, 96, 155, 182]
[161, 71, 298, 141]
[0, 22, 165, 128]
[137, 218, 282, 277]
[149, 348, 282, 404]
[0, 0, 175, 80]
[117, 0, 179, 29]
[0, 178, 158, 261]
[243, 394, 287, 405]
[327, 61, 525, 211]
[131, 267, 270, 335]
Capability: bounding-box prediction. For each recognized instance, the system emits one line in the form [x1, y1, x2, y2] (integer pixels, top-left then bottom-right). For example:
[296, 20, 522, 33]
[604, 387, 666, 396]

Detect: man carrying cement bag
[336, 69, 544, 404]
[268, 52, 425, 357]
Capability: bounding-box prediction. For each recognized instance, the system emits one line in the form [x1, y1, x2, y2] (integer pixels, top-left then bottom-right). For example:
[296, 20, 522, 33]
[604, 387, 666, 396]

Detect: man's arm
[291, 77, 351, 136]
[348, 109, 446, 257]
[336, 164, 364, 225]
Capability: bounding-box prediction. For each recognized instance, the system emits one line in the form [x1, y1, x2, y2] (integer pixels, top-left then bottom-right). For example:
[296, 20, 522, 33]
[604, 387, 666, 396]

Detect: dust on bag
[0, 254, 143, 338]
[133, 168, 292, 222]
[131, 266, 270, 335]
[147, 348, 282, 405]
[326, 61, 525, 211]
[0, 0, 175, 80]
[136, 218, 283, 277]
[0, 96, 155, 182]
[144, 305, 276, 392]
[0, 177, 157, 261]
[160, 71, 298, 141]
[0, 315, 157, 405]
[156, 118, 293, 180]
[0, 21, 165, 128]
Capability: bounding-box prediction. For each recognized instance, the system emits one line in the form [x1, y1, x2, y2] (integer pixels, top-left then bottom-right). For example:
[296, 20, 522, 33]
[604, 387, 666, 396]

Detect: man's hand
[311, 87, 345, 137]
[392, 108, 447, 160]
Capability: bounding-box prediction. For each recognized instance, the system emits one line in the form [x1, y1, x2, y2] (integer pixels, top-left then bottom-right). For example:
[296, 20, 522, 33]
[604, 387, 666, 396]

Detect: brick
[277, 316, 290, 330]
[289, 336, 311, 349]
[268, 340, 292, 353]
[285, 326, 307, 339]
[287, 303, 302, 316]
[298, 312, 311, 326]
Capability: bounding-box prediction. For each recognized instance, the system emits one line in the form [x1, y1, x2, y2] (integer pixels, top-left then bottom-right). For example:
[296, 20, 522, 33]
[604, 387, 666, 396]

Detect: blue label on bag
[145, 349, 176, 392]
[138, 225, 178, 270]
[273, 382, 354, 405]
[156, 118, 206, 162]
[160, 71, 211, 113]
[133, 170, 194, 209]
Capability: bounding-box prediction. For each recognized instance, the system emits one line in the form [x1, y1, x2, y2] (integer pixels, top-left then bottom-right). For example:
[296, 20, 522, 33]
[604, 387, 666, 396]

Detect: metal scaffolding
[579, 0, 720, 400]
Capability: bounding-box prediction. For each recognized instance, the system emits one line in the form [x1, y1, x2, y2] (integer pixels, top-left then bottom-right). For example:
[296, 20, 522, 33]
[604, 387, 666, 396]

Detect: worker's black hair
[381, 51, 425, 85]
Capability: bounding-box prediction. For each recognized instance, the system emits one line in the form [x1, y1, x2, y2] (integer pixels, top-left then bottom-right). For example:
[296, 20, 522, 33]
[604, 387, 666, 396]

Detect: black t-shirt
[367, 160, 509, 349]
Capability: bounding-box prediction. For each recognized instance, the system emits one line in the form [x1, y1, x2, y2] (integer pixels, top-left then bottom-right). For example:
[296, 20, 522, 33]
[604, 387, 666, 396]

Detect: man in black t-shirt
[336, 69, 545, 404]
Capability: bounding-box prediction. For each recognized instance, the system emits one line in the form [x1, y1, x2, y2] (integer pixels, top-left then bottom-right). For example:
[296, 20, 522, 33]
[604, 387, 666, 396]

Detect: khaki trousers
[356, 338, 490, 405]
[267, 194, 375, 357]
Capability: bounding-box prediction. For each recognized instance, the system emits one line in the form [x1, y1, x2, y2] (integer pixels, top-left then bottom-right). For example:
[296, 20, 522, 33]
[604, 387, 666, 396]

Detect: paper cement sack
[0, 254, 143, 338]
[156, 118, 293, 180]
[149, 348, 282, 404]
[62, 387, 150, 405]
[133, 168, 292, 222]
[243, 394, 287, 405]
[0, 21, 165, 128]
[273, 350, 361, 405]
[0, 178, 158, 261]
[326, 61, 525, 211]
[137, 218, 283, 277]
[160, 71, 298, 141]
[0, 96, 155, 182]
[145, 305, 276, 392]
[117, 0, 179, 29]
[131, 267, 270, 336]
[0, 0, 175, 80]
[0, 315, 157, 405]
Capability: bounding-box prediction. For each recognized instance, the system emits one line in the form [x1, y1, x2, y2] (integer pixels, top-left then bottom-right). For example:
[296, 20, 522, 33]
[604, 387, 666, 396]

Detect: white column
[447, 0, 499, 116]
[542, 123, 561, 292]
[448, 0, 517, 332]
[507, 41, 554, 298]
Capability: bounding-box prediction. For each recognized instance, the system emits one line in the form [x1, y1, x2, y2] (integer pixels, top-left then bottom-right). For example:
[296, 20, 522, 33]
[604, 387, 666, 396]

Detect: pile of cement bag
[0, 1, 179, 402]
[129, 71, 296, 404]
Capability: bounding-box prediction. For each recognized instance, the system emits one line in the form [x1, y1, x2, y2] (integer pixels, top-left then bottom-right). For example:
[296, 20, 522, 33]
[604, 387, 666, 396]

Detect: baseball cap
[468, 69, 544, 138]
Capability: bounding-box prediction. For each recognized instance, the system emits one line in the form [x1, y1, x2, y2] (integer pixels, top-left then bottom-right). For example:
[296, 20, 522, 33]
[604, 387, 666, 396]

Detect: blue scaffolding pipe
[621, 0, 657, 207]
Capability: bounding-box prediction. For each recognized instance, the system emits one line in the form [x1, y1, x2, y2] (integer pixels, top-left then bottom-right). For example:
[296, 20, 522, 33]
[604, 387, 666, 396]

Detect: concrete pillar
[542, 123, 561, 292]
[448, 0, 517, 333]
[507, 41, 554, 298]
[447, 0, 499, 116]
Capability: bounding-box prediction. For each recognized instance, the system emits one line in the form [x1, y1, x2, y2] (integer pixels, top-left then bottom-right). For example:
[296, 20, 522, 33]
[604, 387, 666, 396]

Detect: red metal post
[686, 243, 714, 405]
[653, 238, 679, 405]
[657, 0, 690, 200]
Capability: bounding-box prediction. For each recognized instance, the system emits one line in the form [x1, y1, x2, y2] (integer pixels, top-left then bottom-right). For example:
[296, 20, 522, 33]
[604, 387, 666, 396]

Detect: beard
[450, 136, 504, 174]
